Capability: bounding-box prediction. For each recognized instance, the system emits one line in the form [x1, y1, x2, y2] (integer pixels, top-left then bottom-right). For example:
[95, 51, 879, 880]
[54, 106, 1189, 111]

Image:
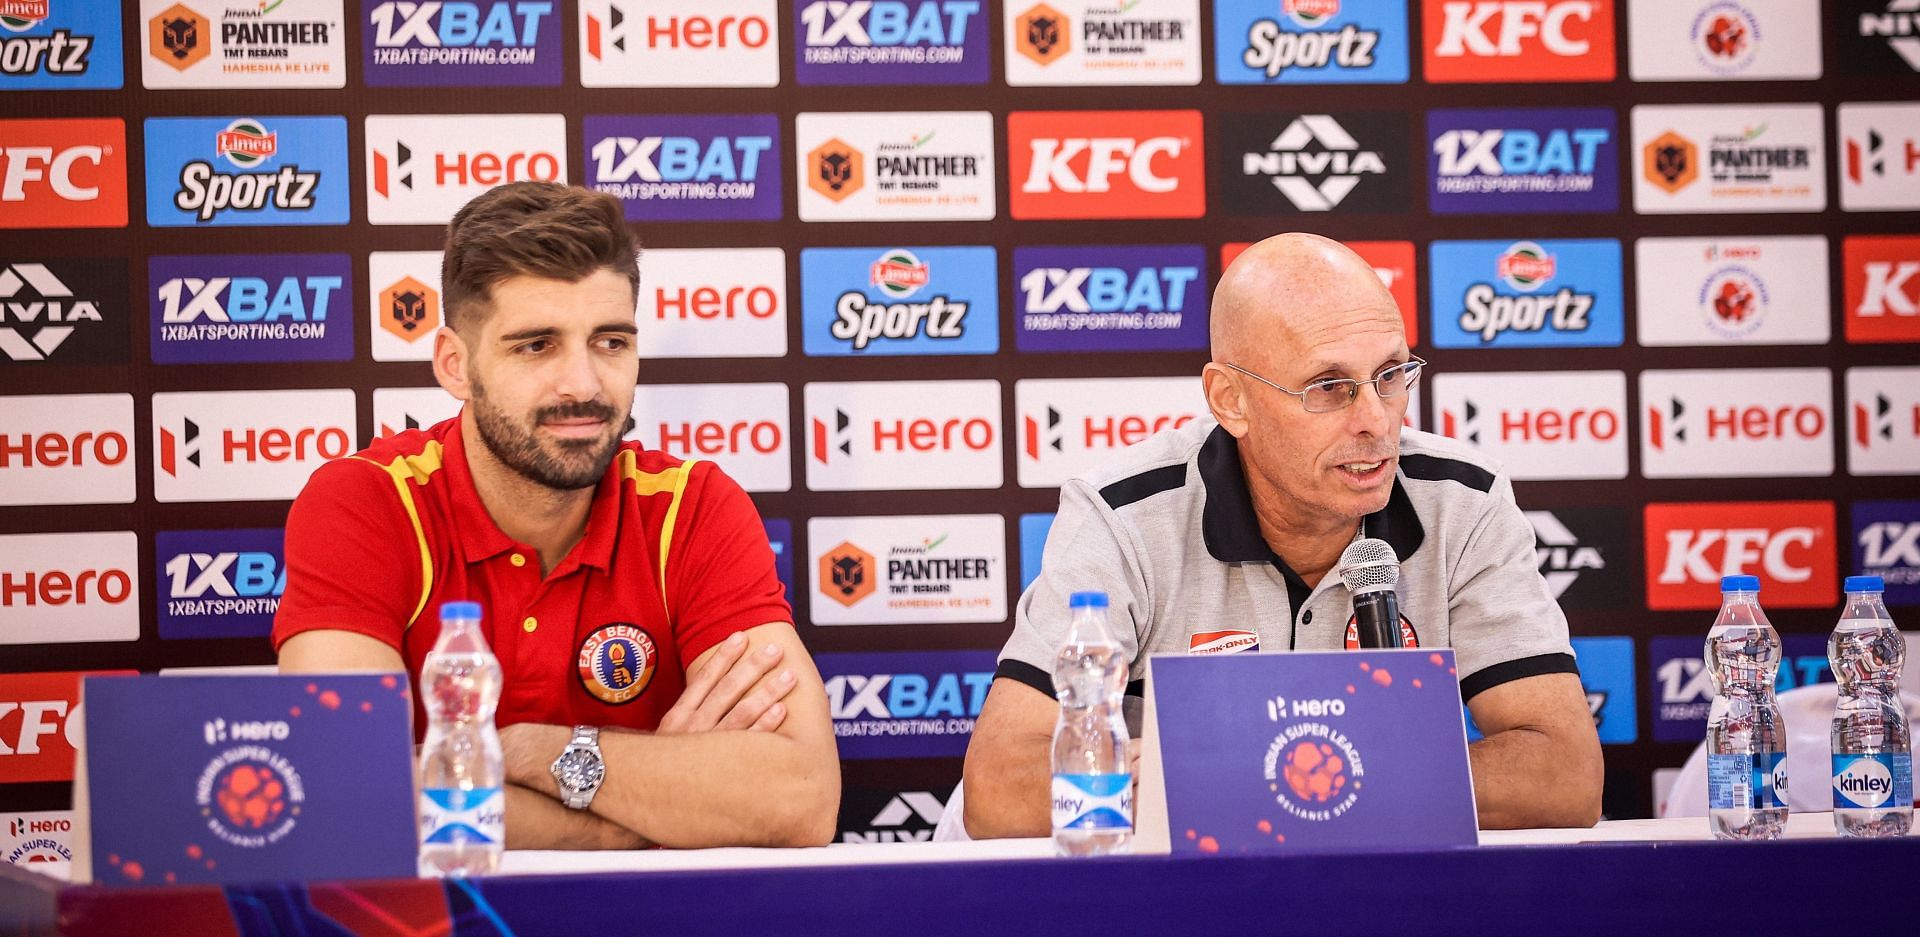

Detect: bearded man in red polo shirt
[274, 182, 837, 849]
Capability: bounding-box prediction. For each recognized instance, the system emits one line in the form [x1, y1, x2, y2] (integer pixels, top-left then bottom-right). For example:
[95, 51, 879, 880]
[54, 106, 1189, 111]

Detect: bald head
[1211, 233, 1402, 370]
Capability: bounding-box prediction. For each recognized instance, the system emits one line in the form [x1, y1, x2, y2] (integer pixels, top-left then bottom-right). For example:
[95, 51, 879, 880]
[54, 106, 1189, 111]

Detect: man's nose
[1346, 380, 1392, 435]
[552, 345, 601, 401]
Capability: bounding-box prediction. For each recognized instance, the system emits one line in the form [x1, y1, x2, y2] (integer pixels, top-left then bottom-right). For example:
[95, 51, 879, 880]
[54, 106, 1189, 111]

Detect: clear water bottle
[1830, 576, 1913, 838]
[1051, 591, 1132, 857]
[418, 600, 506, 876]
[1705, 575, 1789, 840]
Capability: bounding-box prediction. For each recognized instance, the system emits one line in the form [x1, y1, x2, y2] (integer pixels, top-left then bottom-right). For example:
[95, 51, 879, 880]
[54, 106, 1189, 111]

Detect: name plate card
[1135, 649, 1478, 855]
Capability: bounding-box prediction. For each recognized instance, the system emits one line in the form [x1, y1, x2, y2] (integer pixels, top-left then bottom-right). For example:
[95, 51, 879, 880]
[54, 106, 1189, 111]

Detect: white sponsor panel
[365, 114, 568, 225]
[1847, 366, 1920, 475]
[808, 514, 1007, 625]
[1652, 768, 1682, 817]
[1632, 104, 1825, 213]
[152, 389, 358, 502]
[804, 380, 1002, 491]
[2, 810, 77, 866]
[367, 250, 443, 362]
[1626, 0, 1821, 81]
[635, 248, 787, 358]
[0, 532, 140, 644]
[579, 0, 779, 87]
[1003, 0, 1202, 86]
[0, 394, 135, 506]
[1014, 376, 1206, 487]
[371, 386, 461, 439]
[1640, 368, 1832, 478]
[795, 112, 997, 222]
[627, 382, 790, 492]
[1839, 102, 1920, 212]
[141, 0, 348, 89]
[1431, 371, 1628, 480]
[1634, 236, 1830, 346]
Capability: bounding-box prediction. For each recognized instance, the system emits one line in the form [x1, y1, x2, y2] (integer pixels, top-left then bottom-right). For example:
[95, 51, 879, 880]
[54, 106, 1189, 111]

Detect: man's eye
[517, 340, 549, 355]
[600, 336, 631, 352]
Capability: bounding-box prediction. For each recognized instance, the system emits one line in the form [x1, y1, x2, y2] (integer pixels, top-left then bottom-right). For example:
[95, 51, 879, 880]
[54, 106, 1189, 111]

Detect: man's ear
[1201, 363, 1249, 439]
[433, 326, 472, 402]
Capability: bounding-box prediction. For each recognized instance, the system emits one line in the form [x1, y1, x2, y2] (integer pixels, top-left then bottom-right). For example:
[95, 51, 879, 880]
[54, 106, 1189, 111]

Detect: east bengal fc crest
[1343, 614, 1420, 649]
[578, 623, 658, 705]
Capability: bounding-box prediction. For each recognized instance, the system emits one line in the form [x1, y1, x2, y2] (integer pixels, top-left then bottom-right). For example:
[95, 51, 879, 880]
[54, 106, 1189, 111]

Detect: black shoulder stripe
[994, 659, 1145, 700]
[1458, 652, 1581, 703]
[1398, 453, 1494, 493]
[1100, 463, 1188, 510]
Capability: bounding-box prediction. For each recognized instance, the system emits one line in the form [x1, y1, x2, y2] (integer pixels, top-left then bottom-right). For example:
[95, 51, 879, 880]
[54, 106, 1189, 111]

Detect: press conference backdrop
[1, 1, 1918, 854]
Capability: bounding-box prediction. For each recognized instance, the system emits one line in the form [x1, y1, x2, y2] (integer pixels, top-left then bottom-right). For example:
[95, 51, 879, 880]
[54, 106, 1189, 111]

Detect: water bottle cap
[1843, 575, 1885, 594]
[1719, 575, 1760, 593]
[440, 600, 482, 621]
[1069, 591, 1109, 609]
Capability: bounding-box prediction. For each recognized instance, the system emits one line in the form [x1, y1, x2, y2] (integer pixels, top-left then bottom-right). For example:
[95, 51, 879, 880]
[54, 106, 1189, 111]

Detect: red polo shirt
[271, 413, 790, 738]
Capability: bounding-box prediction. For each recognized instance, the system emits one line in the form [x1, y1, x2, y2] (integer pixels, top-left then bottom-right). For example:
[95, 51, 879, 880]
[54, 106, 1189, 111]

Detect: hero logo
[372, 139, 559, 195]
[1845, 126, 1920, 186]
[174, 119, 318, 223]
[1847, 367, 1920, 475]
[1, 566, 132, 609]
[159, 418, 349, 476]
[1640, 369, 1831, 478]
[369, 1, 552, 50]
[1645, 501, 1835, 609]
[1241, 2, 1380, 79]
[628, 383, 789, 492]
[829, 250, 965, 351]
[1525, 511, 1602, 600]
[1432, 371, 1626, 480]
[1245, 115, 1385, 211]
[0, 263, 99, 361]
[799, 1, 979, 50]
[0, 5, 91, 77]
[0, 394, 135, 508]
[1457, 242, 1591, 343]
[1015, 377, 1206, 487]
[366, 115, 567, 224]
[804, 381, 1002, 490]
[587, 4, 773, 59]
[152, 390, 358, 502]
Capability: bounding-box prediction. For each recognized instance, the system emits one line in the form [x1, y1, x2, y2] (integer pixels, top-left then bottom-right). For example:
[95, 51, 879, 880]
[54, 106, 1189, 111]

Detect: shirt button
[1302, 610, 1314, 624]
[522, 616, 538, 633]
[509, 553, 526, 568]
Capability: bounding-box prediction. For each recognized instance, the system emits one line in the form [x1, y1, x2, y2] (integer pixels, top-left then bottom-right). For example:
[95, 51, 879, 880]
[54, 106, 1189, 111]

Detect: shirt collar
[1197, 424, 1425, 568]
[444, 411, 622, 573]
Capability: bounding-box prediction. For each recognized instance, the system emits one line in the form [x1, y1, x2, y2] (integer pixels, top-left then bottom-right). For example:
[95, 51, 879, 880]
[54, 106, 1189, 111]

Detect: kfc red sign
[0, 118, 128, 229]
[0, 672, 90, 783]
[1844, 235, 1920, 344]
[1640, 368, 1833, 478]
[1645, 501, 1836, 609]
[1431, 370, 1627, 480]
[1009, 110, 1206, 220]
[1423, 1, 1616, 83]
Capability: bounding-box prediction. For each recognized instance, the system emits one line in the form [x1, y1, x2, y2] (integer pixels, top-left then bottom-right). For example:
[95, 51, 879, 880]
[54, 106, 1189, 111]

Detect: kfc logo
[1847, 367, 1920, 476]
[1845, 235, 1920, 343]
[1014, 377, 1206, 487]
[1424, 1, 1615, 83]
[579, 0, 779, 87]
[365, 114, 567, 225]
[0, 394, 135, 507]
[635, 248, 787, 359]
[0, 533, 141, 646]
[1640, 368, 1833, 478]
[1009, 110, 1205, 219]
[804, 380, 1001, 491]
[1432, 370, 1627, 480]
[0, 674, 95, 782]
[627, 383, 790, 492]
[0, 118, 126, 228]
[1645, 501, 1836, 609]
[152, 389, 357, 502]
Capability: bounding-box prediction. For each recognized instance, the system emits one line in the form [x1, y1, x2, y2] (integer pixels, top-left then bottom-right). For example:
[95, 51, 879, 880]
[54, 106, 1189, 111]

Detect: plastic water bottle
[1051, 591, 1132, 856]
[1830, 576, 1913, 838]
[418, 600, 506, 876]
[1705, 575, 1789, 840]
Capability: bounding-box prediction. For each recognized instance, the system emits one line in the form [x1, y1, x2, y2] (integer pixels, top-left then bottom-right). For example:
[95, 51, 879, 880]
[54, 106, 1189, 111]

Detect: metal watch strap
[558, 724, 602, 810]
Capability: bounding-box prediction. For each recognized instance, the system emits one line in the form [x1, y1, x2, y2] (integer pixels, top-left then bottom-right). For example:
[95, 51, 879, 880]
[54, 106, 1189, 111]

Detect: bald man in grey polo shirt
[963, 234, 1603, 836]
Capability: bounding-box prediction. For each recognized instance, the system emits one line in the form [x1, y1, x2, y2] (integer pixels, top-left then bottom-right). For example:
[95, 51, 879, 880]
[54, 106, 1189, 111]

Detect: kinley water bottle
[418, 600, 506, 876]
[1830, 576, 1913, 838]
[1705, 575, 1789, 840]
[1051, 591, 1133, 856]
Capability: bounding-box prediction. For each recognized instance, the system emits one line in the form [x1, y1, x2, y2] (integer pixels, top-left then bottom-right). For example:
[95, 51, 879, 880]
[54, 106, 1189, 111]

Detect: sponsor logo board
[1428, 239, 1622, 348]
[142, 0, 345, 88]
[635, 247, 787, 358]
[1640, 368, 1832, 478]
[0, 673, 122, 782]
[368, 250, 442, 362]
[0, 0, 122, 89]
[144, 115, 349, 227]
[838, 788, 948, 842]
[796, 111, 994, 222]
[370, 386, 460, 439]
[1525, 507, 1634, 610]
[1845, 235, 1920, 344]
[0, 393, 135, 507]
[1626, 0, 1821, 81]
[1008, 109, 1205, 219]
[365, 114, 567, 225]
[579, 0, 779, 87]
[1847, 366, 1920, 476]
[155, 529, 285, 639]
[1432, 370, 1628, 480]
[1470, 636, 1635, 743]
[794, 0, 989, 84]
[149, 254, 352, 363]
[1426, 108, 1618, 215]
[801, 246, 997, 356]
[586, 114, 781, 222]
[1644, 500, 1836, 610]
[1634, 236, 1830, 346]
[1019, 512, 1053, 591]
[0, 533, 140, 644]
[0, 259, 130, 364]
[1836, 0, 1920, 75]
[0, 118, 128, 229]
[1631, 104, 1825, 213]
[626, 383, 790, 492]
[1423, 0, 1616, 82]
[1651, 632, 1840, 741]
[1839, 102, 1920, 212]
[152, 389, 357, 502]
[2, 810, 77, 865]
[364, 0, 561, 85]
[1004, 0, 1200, 86]
[1219, 111, 1409, 214]
[817, 650, 997, 758]
[1226, 240, 1419, 348]
[1015, 245, 1208, 353]
[804, 380, 1001, 490]
[1213, 0, 1410, 85]
[808, 515, 1006, 625]
[1014, 377, 1205, 487]
[1854, 500, 1920, 606]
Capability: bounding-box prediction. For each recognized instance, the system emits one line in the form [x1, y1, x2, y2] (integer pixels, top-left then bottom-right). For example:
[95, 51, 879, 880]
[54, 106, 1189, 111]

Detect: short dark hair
[441, 182, 640, 333]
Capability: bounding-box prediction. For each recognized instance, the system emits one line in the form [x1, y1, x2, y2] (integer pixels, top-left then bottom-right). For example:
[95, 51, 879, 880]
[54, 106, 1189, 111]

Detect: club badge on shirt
[1343, 615, 1421, 649]
[578, 623, 658, 705]
[1189, 630, 1261, 655]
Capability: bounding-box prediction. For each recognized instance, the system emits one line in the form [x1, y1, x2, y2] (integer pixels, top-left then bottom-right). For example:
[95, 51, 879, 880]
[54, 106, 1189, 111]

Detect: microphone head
[1338, 538, 1400, 595]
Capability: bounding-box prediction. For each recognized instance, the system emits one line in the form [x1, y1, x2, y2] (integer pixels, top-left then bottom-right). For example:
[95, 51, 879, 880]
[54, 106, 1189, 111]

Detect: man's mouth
[1333, 458, 1392, 483]
[542, 416, 608, 440]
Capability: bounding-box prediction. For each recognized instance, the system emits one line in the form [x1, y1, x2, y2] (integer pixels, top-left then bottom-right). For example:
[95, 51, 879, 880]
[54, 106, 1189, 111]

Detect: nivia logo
[1640, 368, 1832, 478]
[0, 393, 136, 508]
[141, 0, 345, 89]
[0, 532, 140, 646]
[1626, 0, 1822, 82]
[1631, 104, 1825, 213]
[1847, 366, 1920, 476]
[1853, 500, 1920, 606]
[1218, 111, 1407, 214]
[155, 529, 285, 640]
[579, 0, 781, 88]
[801, 246, 996, 356]
[803, 380, 1001, 491]
[795, 0, 988, 85]
[371, 386, 459, 439]
[1524, 508, 1631, 610]
[1643, 500, 1836, 610]
[1839, 102, 1920, 212]
[0, 0, 121, 89]
[1837, 0, 1920, 74]
[365, 0, 561, 86]
[1428, 239, 1623, 349]
[1423, 0, 1617, 83]
[1634, 237, 1831, 347]
[0, 260, 129, 364]
[1432, 370, 1628, 480]
[626, 383, 790, 492]
[585, 114, 781, 222]
[795, 111, 995, 222]
[144, 115, 349, 227]
[1013, 245, 1207, 353]
[1844, 235, 1920, 344]
[1004, 0, 1202, 86]
[1427, 108, 1618, 214]
[1214, 0, 1408, 84]
[814, 649, 997, 758]
[808, 515, 1006, 625]
[839, 789, 946, 842]
[635, 248, 788, 359]
[148, 254, 352, 364]
[1014, 377, 1205, 488]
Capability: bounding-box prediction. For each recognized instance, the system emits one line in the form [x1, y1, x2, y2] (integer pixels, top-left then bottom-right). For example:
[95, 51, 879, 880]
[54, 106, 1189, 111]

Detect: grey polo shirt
[997, 419, 1579, 707]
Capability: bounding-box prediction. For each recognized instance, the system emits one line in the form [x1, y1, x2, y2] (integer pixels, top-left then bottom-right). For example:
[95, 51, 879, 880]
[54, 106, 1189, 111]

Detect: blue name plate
[81, 673, 418, 887]
[1136, 649, 1477, 854]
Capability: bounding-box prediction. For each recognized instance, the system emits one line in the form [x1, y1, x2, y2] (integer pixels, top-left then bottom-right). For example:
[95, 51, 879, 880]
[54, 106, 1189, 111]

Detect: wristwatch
[549, 725, 605, 810]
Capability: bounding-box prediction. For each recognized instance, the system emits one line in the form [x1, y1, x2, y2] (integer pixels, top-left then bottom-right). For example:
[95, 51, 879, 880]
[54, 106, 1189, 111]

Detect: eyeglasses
[1223, 356, 1426, 414]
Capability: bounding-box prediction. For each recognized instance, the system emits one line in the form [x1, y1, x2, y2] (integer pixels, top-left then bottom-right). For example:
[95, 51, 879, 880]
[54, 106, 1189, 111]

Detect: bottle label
[1052, 773, 1132, 832]
[1708, 753, 1787, 810]
[420, 786, 505, 846]
[1832, 753, 1914, 810]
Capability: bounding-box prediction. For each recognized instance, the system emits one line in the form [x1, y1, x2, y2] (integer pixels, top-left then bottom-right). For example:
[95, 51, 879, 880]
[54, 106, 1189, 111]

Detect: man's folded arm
[961, 676, 1058, 839]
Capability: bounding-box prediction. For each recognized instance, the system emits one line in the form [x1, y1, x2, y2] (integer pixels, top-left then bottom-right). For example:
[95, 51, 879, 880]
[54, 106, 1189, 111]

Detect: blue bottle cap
[1719, 575, 1760, 593]
[440, 600, 482, 620]
[1843, 576, 1885, 594]
[1069, 591, 1109, 609]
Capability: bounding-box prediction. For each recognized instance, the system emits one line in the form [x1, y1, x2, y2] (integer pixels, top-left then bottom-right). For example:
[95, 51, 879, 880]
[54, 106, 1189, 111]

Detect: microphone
[1339, 538, 1402, 649]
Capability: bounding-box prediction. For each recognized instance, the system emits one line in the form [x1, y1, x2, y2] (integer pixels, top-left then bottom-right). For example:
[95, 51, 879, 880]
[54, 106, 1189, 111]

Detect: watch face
[554, 749, 604, 791]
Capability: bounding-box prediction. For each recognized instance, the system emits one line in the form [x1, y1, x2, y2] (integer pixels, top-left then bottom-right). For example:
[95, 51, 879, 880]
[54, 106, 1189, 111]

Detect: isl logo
[1263, 722, 1364, 821]
[195, 746, 304, 848]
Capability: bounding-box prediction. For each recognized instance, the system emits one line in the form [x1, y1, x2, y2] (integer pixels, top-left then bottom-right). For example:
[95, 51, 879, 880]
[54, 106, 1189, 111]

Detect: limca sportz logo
[0, 0, 120, 89]
[145, 115, 350, 227]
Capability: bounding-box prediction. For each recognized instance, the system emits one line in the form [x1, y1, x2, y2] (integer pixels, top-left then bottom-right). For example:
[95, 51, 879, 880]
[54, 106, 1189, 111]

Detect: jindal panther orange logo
[819, 541, 875, 607]
[148, 3, 209, 71]
[1644, 130, 1698, 194]
[1015, 4, 1070, 65]
[379, 275, 438, 342]
[807, 138, 862, 202]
